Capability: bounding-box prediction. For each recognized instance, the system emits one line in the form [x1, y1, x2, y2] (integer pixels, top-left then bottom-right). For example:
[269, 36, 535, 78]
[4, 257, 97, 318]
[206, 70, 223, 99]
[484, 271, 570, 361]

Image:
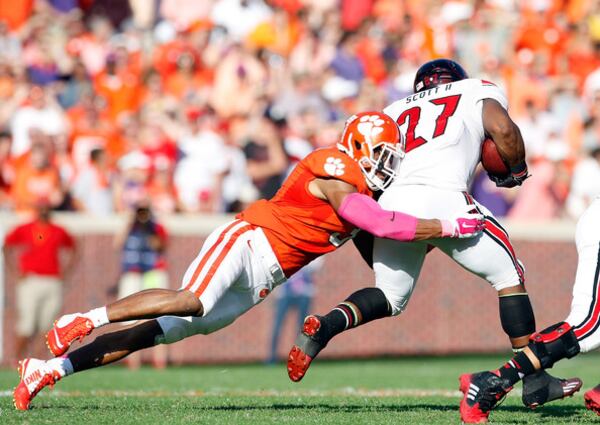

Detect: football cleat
[46, 314, 94, 356]
[287, 315, 326, 382]
[13, 358, 61, 410]
[584, 384, 600, 416]
[459, 371, 512, 423]
[522, 370, 582, 409]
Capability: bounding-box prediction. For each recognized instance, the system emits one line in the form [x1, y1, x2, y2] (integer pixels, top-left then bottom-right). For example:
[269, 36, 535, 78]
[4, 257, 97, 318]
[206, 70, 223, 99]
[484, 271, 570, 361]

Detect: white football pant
[156, 219, 286, 344]
[565, 198, 600, 352]
[374, 185, 524, 315]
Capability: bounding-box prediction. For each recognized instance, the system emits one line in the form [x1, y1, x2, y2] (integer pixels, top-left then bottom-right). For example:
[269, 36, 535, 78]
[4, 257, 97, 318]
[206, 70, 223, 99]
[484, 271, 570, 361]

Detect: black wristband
[510, 161, 528, 178]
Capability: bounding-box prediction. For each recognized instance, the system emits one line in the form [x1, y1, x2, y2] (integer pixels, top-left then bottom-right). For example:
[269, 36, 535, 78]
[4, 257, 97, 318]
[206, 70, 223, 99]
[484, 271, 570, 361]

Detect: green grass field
[0, 354, 599, 424]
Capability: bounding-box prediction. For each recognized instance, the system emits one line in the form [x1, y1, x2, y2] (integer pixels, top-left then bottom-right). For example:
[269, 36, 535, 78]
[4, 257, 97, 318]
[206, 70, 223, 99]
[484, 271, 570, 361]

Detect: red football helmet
[338, 111, 404, 191]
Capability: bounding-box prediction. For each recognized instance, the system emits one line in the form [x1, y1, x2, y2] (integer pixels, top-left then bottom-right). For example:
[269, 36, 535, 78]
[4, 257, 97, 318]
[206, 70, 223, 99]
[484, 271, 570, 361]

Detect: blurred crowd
[0, 0, 599, 219]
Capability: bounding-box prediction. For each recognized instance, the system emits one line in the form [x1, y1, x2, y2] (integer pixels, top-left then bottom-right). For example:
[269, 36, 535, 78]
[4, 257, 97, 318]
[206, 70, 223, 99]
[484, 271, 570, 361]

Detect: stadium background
[0, 0, 599, 365]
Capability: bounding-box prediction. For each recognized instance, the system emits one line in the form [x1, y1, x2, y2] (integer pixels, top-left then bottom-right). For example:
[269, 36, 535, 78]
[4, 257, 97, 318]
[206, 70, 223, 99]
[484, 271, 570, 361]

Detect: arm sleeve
[337, 193, 418, 242]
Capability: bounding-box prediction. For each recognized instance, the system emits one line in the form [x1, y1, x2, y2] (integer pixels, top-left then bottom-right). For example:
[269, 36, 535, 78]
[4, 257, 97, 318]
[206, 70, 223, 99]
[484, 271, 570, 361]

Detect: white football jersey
[383, 78, 508, 191]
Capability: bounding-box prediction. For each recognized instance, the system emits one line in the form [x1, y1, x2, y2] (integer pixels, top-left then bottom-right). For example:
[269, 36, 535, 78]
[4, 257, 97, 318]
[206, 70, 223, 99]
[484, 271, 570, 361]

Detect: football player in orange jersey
[14, 112, 485, 410]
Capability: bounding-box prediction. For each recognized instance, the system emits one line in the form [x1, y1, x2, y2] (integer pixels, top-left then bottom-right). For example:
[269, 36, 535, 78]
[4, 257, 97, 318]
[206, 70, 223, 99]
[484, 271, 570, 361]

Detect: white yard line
[0, 387, 524, 398]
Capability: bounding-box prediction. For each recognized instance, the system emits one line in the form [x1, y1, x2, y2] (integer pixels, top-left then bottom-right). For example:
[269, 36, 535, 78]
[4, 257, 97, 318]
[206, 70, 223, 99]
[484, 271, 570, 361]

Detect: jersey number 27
[396, 94, 462, 153]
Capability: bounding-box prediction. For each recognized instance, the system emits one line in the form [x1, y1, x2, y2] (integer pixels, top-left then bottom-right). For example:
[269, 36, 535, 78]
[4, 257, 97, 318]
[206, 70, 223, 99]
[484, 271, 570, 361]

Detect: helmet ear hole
[354, 140, 362, 151]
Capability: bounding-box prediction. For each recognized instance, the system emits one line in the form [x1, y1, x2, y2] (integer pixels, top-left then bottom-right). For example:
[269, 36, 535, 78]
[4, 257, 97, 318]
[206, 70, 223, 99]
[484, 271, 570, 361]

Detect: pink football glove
[441, 205, 485, 238]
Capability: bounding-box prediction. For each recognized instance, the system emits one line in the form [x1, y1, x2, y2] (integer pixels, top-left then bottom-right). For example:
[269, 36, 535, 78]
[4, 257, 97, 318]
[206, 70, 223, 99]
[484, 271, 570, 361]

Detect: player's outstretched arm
[482, 99, 529, 187]
[310, 178, 484, 241]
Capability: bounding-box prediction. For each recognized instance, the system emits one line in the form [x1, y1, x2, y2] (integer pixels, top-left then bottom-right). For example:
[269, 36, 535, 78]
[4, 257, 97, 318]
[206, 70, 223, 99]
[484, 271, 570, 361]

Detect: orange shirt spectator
[68, 103, 121, 168]
[565, 32, 600, 89]
[504, 67, 549, 118]
[246, 10, 302, 57]
[355, 37, 387, 84]
[163, 52, 212, 100]
[94, 59, 141, 121]
[0, 0, 34, 31]
[11, 144, 63, 216]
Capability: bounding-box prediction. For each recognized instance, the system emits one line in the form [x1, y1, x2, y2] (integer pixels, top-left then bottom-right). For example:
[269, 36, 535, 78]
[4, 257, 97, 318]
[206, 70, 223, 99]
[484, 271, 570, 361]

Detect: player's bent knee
[155, 316, 195, 344]
[176, 290, 204, 317]
[488, 266, 524, 293]
[528, 322, 580, 368]
[499, 293, 535, 338]
[378, 288, 409, 316]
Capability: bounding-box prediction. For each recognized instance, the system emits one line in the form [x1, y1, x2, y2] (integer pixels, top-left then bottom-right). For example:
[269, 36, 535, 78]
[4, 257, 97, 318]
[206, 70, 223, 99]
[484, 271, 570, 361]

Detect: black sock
[315, 288, 391, 344]
[497, 350, 536, 387]
[69, 320, 162, 372]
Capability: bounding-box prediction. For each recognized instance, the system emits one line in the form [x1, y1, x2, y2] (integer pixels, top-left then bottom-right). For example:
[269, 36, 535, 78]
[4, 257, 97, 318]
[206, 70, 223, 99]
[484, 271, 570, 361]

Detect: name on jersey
[406, 84, 453, 104]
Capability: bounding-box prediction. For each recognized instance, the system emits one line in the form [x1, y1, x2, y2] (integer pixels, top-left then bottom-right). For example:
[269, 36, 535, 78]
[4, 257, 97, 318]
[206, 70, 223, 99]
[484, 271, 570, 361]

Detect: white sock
[47, 356, 74, 377]
[83, 307, 110, 327]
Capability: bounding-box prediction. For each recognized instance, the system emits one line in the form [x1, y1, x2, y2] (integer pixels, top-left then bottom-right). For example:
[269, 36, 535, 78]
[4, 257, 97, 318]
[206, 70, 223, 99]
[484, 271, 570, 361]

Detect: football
[481, 138, 509, 176]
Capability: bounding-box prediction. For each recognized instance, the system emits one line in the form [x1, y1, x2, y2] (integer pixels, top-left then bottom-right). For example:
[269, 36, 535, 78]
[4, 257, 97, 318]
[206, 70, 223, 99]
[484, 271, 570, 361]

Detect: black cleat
[522, 370, 583, 409]
[287, 315, 327, 382]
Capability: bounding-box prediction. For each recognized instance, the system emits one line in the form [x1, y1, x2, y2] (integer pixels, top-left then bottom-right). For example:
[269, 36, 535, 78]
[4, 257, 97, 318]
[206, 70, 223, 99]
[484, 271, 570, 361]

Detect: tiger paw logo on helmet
[324, 157, 346, 176]
[356, 115, 385, 140]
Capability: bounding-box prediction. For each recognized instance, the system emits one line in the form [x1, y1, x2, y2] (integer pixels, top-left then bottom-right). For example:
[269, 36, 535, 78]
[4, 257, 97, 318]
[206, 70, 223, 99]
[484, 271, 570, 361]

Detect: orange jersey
[239, 147, 371, 277]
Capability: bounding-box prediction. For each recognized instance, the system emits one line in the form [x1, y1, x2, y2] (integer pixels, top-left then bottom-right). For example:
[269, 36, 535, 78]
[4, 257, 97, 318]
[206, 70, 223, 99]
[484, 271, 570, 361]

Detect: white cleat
[13, 358, 61, 410]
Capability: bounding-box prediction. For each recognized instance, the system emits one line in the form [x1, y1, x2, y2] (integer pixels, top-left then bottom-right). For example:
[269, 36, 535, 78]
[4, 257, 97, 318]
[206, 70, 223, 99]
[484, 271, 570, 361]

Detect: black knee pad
[499, 293, 536, 338]
[345, 288, 391, 323]
[528, 322, 580, 369]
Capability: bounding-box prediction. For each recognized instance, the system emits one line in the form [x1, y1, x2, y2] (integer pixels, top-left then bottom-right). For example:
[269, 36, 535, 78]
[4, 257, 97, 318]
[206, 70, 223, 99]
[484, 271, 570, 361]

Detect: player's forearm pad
[528, 322, 580, 369]
[338, 193, 417, 241]
[499, 293, 535, 339]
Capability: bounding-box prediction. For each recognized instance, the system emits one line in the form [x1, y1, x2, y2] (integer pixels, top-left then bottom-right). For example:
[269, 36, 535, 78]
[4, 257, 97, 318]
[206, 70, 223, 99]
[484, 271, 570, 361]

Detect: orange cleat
[459, 371, 512, 424]
[13, 358, 61, 410]
[46, 314, 94, 357]
[584, 385, 600, 416]
[287, 315, 324, 383]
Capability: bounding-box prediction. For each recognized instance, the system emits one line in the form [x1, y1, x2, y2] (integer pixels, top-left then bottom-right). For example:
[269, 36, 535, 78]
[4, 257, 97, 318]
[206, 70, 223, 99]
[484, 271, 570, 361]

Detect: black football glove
[489, 173, 530, 188]
[489, 161, 530, 188]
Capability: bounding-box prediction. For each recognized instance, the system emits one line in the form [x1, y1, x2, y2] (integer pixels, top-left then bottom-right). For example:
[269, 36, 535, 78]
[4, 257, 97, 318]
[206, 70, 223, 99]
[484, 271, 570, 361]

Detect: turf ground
[0, 354, 599, 424]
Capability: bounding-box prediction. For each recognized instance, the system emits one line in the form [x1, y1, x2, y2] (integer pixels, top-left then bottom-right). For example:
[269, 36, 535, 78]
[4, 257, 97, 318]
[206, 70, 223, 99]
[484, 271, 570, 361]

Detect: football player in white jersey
[287, 59, 580, 408]
[459, 196, 600, 422]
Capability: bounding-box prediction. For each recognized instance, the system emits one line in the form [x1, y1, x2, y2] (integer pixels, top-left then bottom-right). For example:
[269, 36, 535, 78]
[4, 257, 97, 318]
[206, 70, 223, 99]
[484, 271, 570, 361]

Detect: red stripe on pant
[484, 218, 525, 283]
[463, 193, 475, 205]
[183, 220, 242, 292]
[573, 279, 600, 340]
[191, 224, 255, 298]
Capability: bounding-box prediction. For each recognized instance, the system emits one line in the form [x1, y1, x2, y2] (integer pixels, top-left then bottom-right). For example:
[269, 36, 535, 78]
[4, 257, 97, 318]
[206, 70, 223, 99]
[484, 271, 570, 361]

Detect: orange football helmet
[338, 111, 404, 191]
